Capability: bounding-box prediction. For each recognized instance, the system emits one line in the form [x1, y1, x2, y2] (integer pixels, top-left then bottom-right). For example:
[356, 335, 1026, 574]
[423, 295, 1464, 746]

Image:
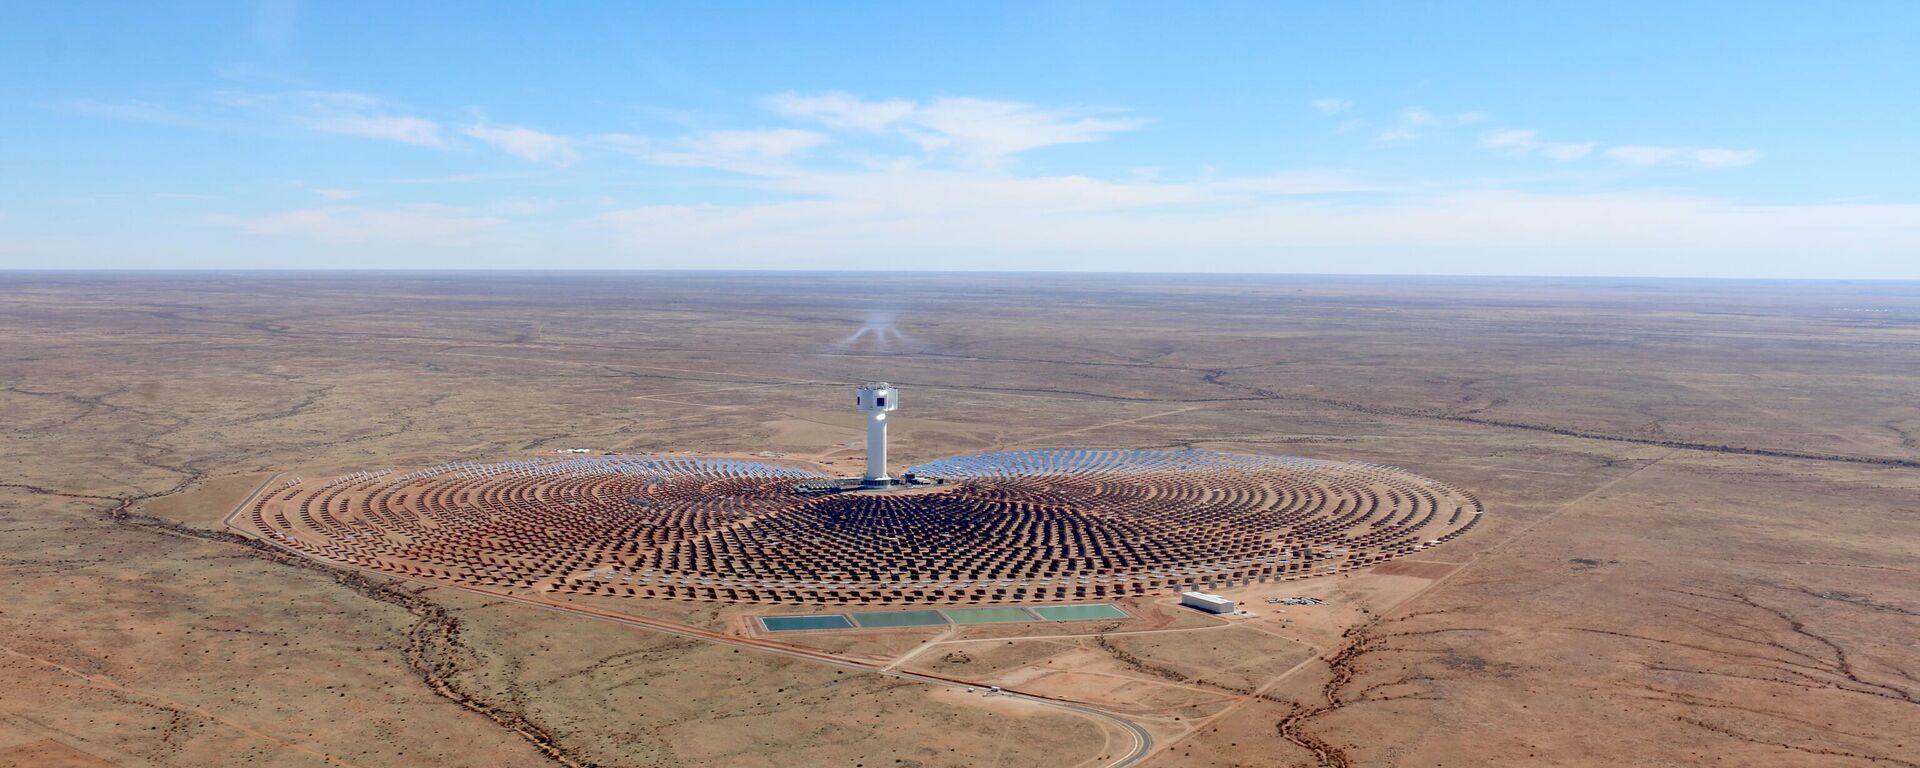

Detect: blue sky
[3, 2, 1916, 277]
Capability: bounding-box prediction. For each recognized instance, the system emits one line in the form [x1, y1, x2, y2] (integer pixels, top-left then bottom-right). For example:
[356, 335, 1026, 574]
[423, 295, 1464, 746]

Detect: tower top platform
[856, 383, 897, 413]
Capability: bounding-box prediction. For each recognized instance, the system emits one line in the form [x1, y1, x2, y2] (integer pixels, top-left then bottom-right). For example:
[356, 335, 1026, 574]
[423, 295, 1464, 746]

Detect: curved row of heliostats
[245, 448, 1482, 605]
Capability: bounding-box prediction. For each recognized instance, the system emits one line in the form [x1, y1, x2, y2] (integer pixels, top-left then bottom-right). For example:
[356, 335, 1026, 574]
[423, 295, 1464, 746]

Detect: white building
[1181, 591, 1235, 614]
[855, 382, 898, 485]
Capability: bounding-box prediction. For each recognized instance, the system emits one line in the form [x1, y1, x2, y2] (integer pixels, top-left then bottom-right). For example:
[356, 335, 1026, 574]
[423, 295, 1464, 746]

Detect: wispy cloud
[57, 99, 221, 130]
[590, 188, 1917, 274]
[1413, 108, 1487, 126]
[915, 98, 1143, 162]
[767, 92, 915, 133]
[387, 170, 548, 185]
[61, 91, 449, 147]
[1607, 145, 1758, 168]
[1375, 106, 1487, 143]
[212, 206, 501, 243]
[576, 95, 1847, 270]
[1482, 129, 1753, 169]
[1479, 129, 1596, 161]
[65, 84, 1824, 272]
[205, 89, 446, 147]
[465, 123, 578, 165]
[309, 115, 443, 146]
[620, 127, 829, 172]
[680, 128, 828, 160]
[1311, 98, 1353, 115]
[769, 91, 1143, 166]
[211, 89, 374, 113]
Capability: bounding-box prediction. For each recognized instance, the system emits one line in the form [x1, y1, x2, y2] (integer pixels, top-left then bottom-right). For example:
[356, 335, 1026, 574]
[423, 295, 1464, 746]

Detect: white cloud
[637, 128, 829, 171]
[1204, 171, 1397, 196]
[768, 91, 1143, 166]
[306, 115, 443, 147]
[213, 207, 501, 243]
[767, 91, 915, 132]
[1603, 145, 1757, 168]
[1479, 129, 1595, 161]
[593, 165, 1401, 261]
[716, 167, 1392, 223]
[1311, 98, 1353, 115]
[484, 198, 556, 216]
[203, 89, 447, 148]
[592, 185, 1920, 275]
[1376, 107, 1488, 143]
[756, 168, 1205, 213]
[465, 124, 579, 165]
[211, 89, 381, 112]
[570, 99, 1843, 269]
[79, 86, 1826, 272]
[58, 99, 218, 129]
[1401, 107, 1486, 127]
[912, 97, 1142, 162]
[685, 128, 829, 159]
[1479, 129, 1540, 150]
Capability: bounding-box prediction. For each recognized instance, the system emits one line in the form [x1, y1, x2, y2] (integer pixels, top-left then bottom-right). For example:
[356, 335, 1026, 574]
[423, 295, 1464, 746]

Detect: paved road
[221, 474, 1156, 767]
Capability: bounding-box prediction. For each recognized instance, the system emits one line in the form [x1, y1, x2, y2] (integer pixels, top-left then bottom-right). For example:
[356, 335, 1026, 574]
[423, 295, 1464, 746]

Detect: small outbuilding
[1181, 591, 1235, 614]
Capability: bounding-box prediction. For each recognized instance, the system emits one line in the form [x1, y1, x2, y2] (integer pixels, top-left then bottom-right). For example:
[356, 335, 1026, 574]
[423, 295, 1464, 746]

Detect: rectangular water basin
[760, 614, 854, 632]
[1030, 603, 1130, 621]
[943, 607, 1042, 625]
[850, 610, 950, 628]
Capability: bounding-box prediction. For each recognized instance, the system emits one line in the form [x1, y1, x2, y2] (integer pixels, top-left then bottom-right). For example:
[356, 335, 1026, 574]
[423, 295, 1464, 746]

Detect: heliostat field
[242, 448, 1480, 604]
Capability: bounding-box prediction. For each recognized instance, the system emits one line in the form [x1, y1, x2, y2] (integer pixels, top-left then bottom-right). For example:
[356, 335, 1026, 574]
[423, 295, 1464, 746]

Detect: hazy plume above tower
[831, 310, 916, 353]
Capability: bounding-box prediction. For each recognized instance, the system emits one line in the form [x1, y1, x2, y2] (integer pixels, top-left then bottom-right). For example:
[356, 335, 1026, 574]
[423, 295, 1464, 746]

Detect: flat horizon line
[4, 268, 1918, 284]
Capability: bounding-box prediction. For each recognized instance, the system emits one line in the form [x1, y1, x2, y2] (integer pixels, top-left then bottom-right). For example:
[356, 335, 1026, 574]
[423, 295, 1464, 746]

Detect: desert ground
[1, 272, 1915, 767]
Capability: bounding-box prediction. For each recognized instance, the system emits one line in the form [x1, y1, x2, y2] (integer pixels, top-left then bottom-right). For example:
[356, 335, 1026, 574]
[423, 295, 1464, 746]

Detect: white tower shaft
[866, 411, 889, 482]
[855, 382, 898, 485]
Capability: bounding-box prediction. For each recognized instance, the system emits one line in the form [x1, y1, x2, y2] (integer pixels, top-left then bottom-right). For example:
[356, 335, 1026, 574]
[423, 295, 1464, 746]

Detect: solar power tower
[856, 382, 898, 485]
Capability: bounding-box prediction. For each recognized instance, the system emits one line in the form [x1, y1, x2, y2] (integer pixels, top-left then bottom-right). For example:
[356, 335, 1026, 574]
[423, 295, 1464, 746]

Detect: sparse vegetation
[3, 273, 1914, 767]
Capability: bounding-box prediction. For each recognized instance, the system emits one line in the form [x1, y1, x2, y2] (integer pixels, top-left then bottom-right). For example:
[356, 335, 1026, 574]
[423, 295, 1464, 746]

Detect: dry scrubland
[1, 272, 1915, 767]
